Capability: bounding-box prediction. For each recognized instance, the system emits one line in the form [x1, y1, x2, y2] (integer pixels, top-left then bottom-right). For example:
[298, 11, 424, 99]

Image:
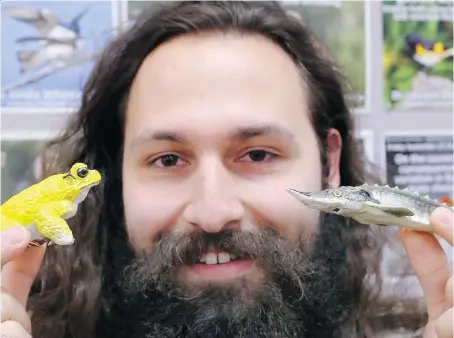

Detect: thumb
[1, 226, 30, 266]
[1, 227, 47, 308]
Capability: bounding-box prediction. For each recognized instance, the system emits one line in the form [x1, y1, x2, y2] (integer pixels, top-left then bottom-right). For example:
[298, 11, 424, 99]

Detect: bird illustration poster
[1, 1, 116, 110]
[382, 1, 453, 112]
[126, 0, 370, 113]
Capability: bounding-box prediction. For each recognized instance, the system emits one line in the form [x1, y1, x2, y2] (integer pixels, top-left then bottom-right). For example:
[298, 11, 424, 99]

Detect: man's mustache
[121, 228, 316, 295]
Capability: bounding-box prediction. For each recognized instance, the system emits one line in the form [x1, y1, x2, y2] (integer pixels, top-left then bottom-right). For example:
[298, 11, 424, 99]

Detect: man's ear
[325, 128, 342, 189]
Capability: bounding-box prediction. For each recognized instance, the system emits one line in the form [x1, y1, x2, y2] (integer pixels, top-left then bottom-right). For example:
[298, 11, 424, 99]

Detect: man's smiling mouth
[186, 248, 255, 282]
[197, 249, 242, 264]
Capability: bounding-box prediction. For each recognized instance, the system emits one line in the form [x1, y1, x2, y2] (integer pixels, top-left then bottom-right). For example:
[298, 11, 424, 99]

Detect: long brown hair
[29, 1, 388, 337]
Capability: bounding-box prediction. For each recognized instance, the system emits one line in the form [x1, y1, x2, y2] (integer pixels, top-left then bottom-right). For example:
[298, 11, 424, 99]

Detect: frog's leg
[35, 202, 75, 246]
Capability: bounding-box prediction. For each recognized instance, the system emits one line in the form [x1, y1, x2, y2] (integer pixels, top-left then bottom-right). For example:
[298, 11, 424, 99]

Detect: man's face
[122, 32, 341, 293]
[107, 31, 347, 338]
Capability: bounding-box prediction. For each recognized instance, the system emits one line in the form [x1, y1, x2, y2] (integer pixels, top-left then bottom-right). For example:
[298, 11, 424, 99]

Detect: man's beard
[96, 213, 357, 338]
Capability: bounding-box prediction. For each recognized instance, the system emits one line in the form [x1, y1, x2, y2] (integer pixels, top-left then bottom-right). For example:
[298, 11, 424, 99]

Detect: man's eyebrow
[231, 125, 296, 142]
[130, 130, 188, 150]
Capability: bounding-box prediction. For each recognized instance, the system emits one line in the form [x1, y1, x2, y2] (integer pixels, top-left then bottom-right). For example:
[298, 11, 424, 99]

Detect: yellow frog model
[1, 162, 102, 246]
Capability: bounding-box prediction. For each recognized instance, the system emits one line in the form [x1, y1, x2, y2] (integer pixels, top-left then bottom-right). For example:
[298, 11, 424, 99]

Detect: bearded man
[1, 2, 452, 338]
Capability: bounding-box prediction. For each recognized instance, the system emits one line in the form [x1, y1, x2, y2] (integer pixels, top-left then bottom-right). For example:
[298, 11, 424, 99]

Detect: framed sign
[382, 131, 453, 200]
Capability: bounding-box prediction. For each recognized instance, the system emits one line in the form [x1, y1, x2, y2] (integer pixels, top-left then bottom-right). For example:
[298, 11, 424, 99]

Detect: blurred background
[1, 1, 453, 337]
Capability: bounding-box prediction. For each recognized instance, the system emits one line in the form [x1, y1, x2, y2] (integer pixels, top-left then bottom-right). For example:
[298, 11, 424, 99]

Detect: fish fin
[363, 201, 415, 217]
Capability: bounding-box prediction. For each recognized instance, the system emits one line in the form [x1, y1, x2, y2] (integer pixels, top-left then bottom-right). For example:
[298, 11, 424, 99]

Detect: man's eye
[151, 154, 183, 167]
[241, 150, 276, 162]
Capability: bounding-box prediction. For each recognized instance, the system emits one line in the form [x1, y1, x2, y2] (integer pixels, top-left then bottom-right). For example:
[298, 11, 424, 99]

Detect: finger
[398, 229, 451, 320]
[431, 207, 453, 246]
[1, 320, 32, 338]
[1, 243, 46, 308]
[1, 288, 32, 333]
[446, 276, 453, 309]
[434, 308, 453, 338]
[1, 226, 30, 266]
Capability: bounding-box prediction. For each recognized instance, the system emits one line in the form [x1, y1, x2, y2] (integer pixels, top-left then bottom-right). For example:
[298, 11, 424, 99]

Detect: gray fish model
[287, 184, 453, 232]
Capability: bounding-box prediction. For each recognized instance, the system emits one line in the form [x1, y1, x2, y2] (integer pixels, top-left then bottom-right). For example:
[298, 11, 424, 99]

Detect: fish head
[287, 187, 347, 213]
[287, 186, 376, 215]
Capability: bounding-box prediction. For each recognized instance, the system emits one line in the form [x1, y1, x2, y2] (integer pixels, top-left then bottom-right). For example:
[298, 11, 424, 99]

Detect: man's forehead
[125, 32, 313, 148]
[128, 32, 306, 99]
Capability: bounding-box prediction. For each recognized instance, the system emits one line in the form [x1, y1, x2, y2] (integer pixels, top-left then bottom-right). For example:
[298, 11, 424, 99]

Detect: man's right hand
[1, 226, 46, 337]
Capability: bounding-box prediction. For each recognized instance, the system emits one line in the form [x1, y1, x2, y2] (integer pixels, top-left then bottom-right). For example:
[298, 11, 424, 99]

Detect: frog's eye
[76, 167, 89, 178]
[332, 189, 342, 197]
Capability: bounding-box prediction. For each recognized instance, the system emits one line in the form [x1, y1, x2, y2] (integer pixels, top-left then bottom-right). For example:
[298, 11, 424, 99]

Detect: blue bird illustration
[3, 6, 88, 73]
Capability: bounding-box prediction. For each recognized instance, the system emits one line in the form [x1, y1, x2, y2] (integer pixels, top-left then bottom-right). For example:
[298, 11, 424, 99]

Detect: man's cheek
[240, 183, 319, 239]
[124, 196, 165, 249]
[269, 205, 319, 242]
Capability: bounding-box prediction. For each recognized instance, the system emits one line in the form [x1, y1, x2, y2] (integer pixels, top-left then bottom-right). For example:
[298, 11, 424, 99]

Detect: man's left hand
[398, 207, 453, 338]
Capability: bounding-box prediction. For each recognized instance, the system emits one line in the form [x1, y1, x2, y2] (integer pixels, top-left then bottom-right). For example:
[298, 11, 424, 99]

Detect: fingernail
[437, 208, 453, 228]
[8, 226, 27, 245]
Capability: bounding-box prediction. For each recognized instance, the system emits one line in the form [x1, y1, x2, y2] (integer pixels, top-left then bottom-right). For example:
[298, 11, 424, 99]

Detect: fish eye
[76, 167, 89, 178]
[332, 190, 342, 197]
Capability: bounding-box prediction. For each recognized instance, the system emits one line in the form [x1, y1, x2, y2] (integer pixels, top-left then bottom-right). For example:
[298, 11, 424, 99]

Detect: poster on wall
[1, 1, 117, 111]
[382, 0, 453, 112]
[384, 132, 453, 201]
[1, 135, 51, 203]
[281, 1, 369, 112]
[125, 0, 370, 112]
[382, 132, 453, 285]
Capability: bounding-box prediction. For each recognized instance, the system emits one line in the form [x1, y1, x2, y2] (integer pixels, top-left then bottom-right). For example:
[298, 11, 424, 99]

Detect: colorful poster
[281, 1, 369, 112]
[384, 133, 453, 201]
[382, 1, 453, 111]
[1, 1, 116, 110]
[1, 138, 49, 203]
[126, 0, 369, 112]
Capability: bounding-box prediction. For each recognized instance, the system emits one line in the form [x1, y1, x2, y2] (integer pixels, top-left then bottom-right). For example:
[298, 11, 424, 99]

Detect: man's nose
[182, 163, 245, 233]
